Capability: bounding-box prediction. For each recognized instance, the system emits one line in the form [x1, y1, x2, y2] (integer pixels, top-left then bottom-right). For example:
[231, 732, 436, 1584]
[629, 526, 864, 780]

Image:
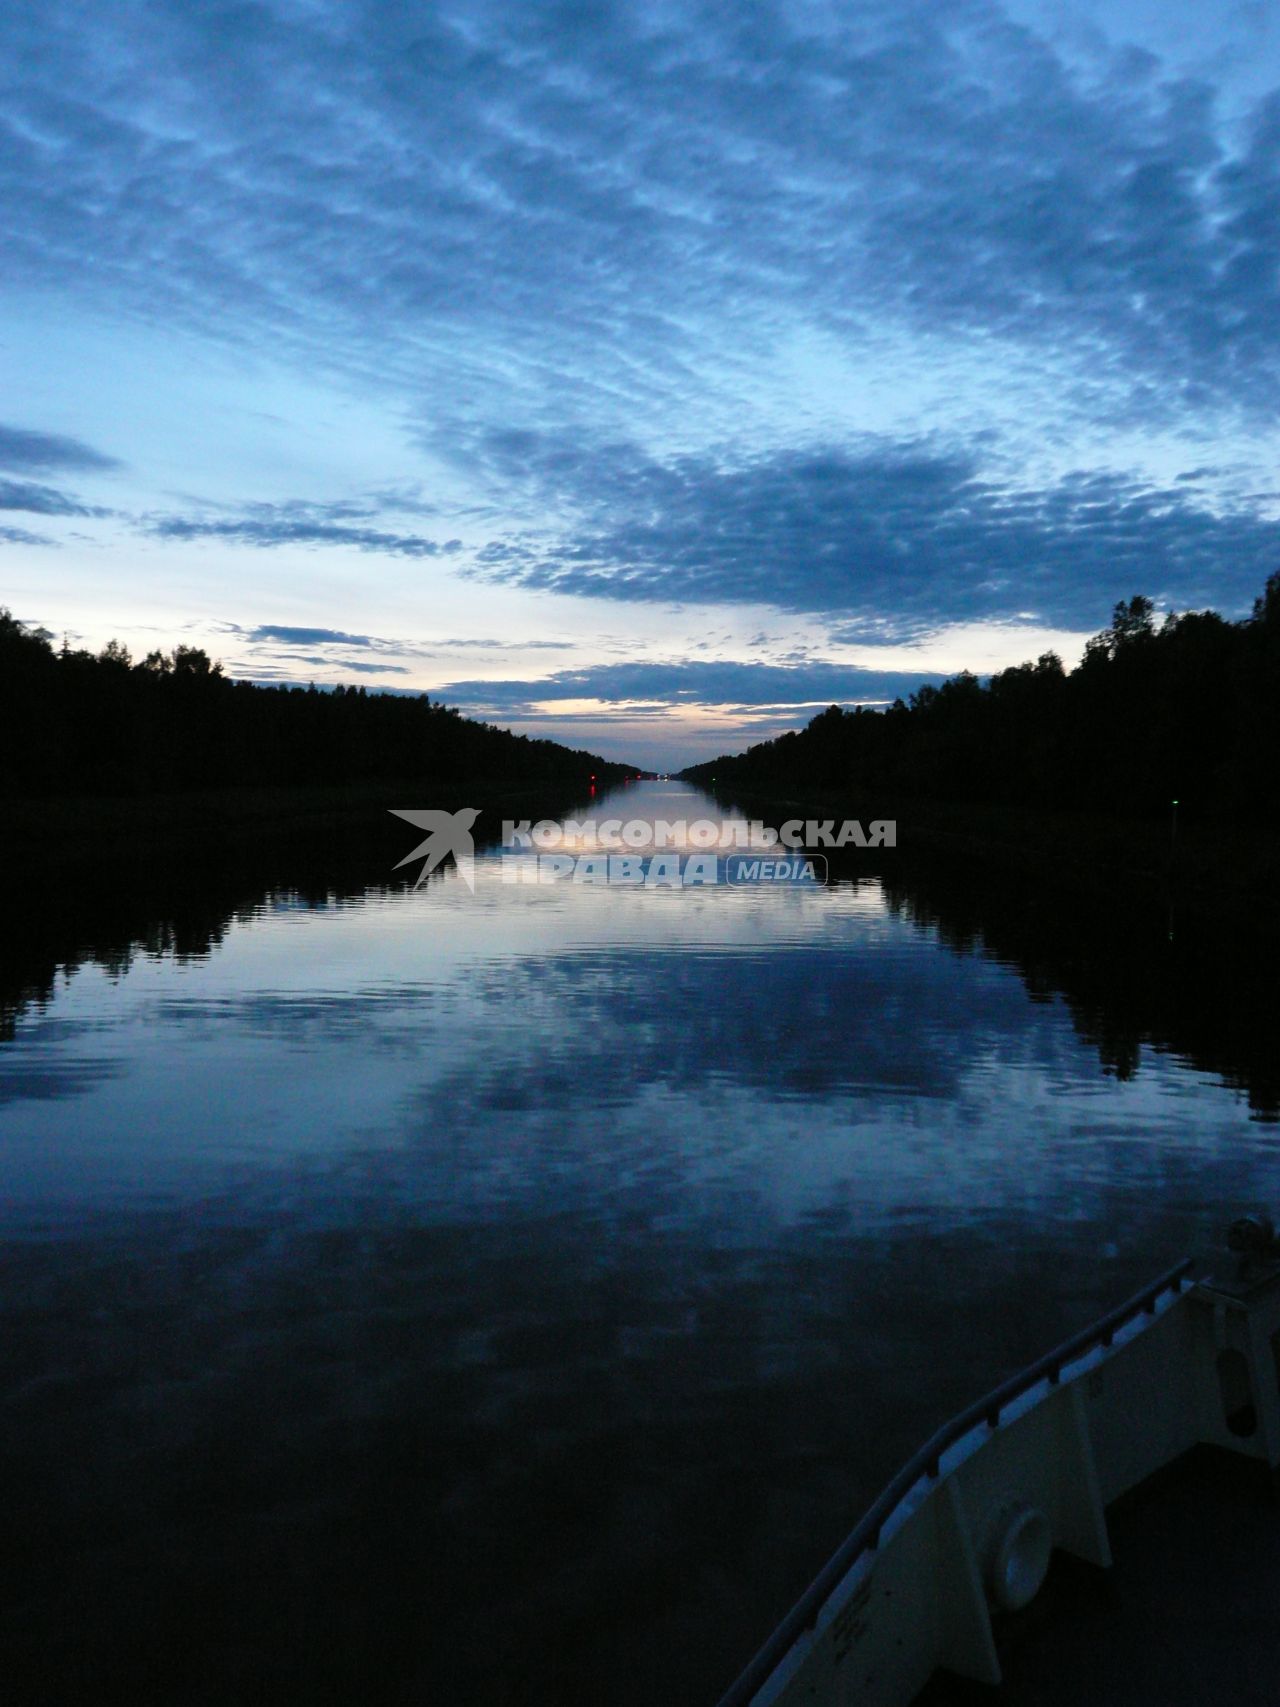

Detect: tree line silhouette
[683, 574, 1280, 824]
[0, 616, 627, 797]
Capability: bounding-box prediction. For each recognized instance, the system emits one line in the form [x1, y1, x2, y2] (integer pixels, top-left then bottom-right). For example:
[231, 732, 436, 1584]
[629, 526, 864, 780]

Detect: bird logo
[389, 806, 480, 892]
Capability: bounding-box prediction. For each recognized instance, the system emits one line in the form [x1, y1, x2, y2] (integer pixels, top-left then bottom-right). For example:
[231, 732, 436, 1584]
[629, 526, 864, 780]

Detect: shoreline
[0, 777, 603, 872]
[703, 786, 1280, 935]
[5, 777, 1278, 935]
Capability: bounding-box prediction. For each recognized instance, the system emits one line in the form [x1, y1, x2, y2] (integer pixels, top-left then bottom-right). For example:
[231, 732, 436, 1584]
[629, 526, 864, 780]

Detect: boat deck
[916, 1445, 1279, 1706]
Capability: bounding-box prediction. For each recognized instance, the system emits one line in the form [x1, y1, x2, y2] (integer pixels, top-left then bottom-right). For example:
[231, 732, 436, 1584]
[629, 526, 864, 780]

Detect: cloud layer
[0, 423, 120, 474]
[150, 516, 454, 557]
[5, 1, 1280, 426]
[469, 433, 1280, 636]
[5, 2, 1280, 753]
[0, 422, 118, 533]
[434, 658, 943, 716]
[129, 431, 1280, 641]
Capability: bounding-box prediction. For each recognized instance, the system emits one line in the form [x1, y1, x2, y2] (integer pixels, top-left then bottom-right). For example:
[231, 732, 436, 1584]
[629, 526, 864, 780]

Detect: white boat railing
[713, 1249, 1280, 1707]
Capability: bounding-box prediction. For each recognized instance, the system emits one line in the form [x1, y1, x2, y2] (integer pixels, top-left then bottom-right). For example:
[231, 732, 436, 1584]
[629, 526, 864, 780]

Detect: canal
[0, 781, 1275, 1703]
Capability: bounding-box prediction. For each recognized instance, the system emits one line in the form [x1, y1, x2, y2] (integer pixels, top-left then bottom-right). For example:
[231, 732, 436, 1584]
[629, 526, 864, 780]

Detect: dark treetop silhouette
[0, 619, 628, 798]
[683, 574, 1280, 827]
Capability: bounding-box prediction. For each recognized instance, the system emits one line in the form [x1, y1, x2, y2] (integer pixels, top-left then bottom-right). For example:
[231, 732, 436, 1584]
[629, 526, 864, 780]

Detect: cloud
[0, 422, 119, 473]
[214, 623, 585, 698]
[148, 515, 456, 556]
[0, 525, 55, 546]
[9, 1, 1280, 678]
[238, 647, 409, 675]
[250, 625, 374, 647]
[434, 658, 945, 718]
[468, 431, 1280, 635]
[232, 622, 574, 659]
[6, 0, 1280, 433]
[0, 477, 112, 518]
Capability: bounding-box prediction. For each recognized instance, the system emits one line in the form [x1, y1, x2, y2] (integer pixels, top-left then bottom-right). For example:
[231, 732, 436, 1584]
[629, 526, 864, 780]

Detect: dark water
[1, 781, 1276, 1705]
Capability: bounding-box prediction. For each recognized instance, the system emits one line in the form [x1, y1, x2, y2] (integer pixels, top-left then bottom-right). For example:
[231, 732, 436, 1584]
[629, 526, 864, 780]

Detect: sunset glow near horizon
[4, 0, 1280, 769]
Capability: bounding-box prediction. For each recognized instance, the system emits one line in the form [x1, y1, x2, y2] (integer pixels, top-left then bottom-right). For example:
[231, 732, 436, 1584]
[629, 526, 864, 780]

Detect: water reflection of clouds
[0, 880, 1068, 1214]
[1, 827, 1275, 1704]
[0, 1054, 124, 1107]
[452, 941, 1043, 1102]
[0, 783, 1274, 1226]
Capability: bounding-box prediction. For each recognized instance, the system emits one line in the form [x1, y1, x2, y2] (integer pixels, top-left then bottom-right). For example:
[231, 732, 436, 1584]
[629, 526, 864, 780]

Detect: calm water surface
[0, 782, 1275, 1704]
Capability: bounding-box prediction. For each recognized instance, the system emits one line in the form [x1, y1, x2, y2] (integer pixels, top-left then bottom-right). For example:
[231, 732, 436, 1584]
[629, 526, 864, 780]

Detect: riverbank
[706, 787, 1280, 935]
[0, 777, 599, 873]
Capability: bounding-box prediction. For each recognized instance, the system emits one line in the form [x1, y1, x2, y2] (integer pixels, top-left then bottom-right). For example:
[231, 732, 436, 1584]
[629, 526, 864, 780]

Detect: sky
[3, 0, 1280, 769]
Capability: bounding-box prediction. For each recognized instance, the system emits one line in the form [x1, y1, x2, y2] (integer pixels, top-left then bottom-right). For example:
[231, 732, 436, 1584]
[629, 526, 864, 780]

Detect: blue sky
[3, 0, 1279, 767]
